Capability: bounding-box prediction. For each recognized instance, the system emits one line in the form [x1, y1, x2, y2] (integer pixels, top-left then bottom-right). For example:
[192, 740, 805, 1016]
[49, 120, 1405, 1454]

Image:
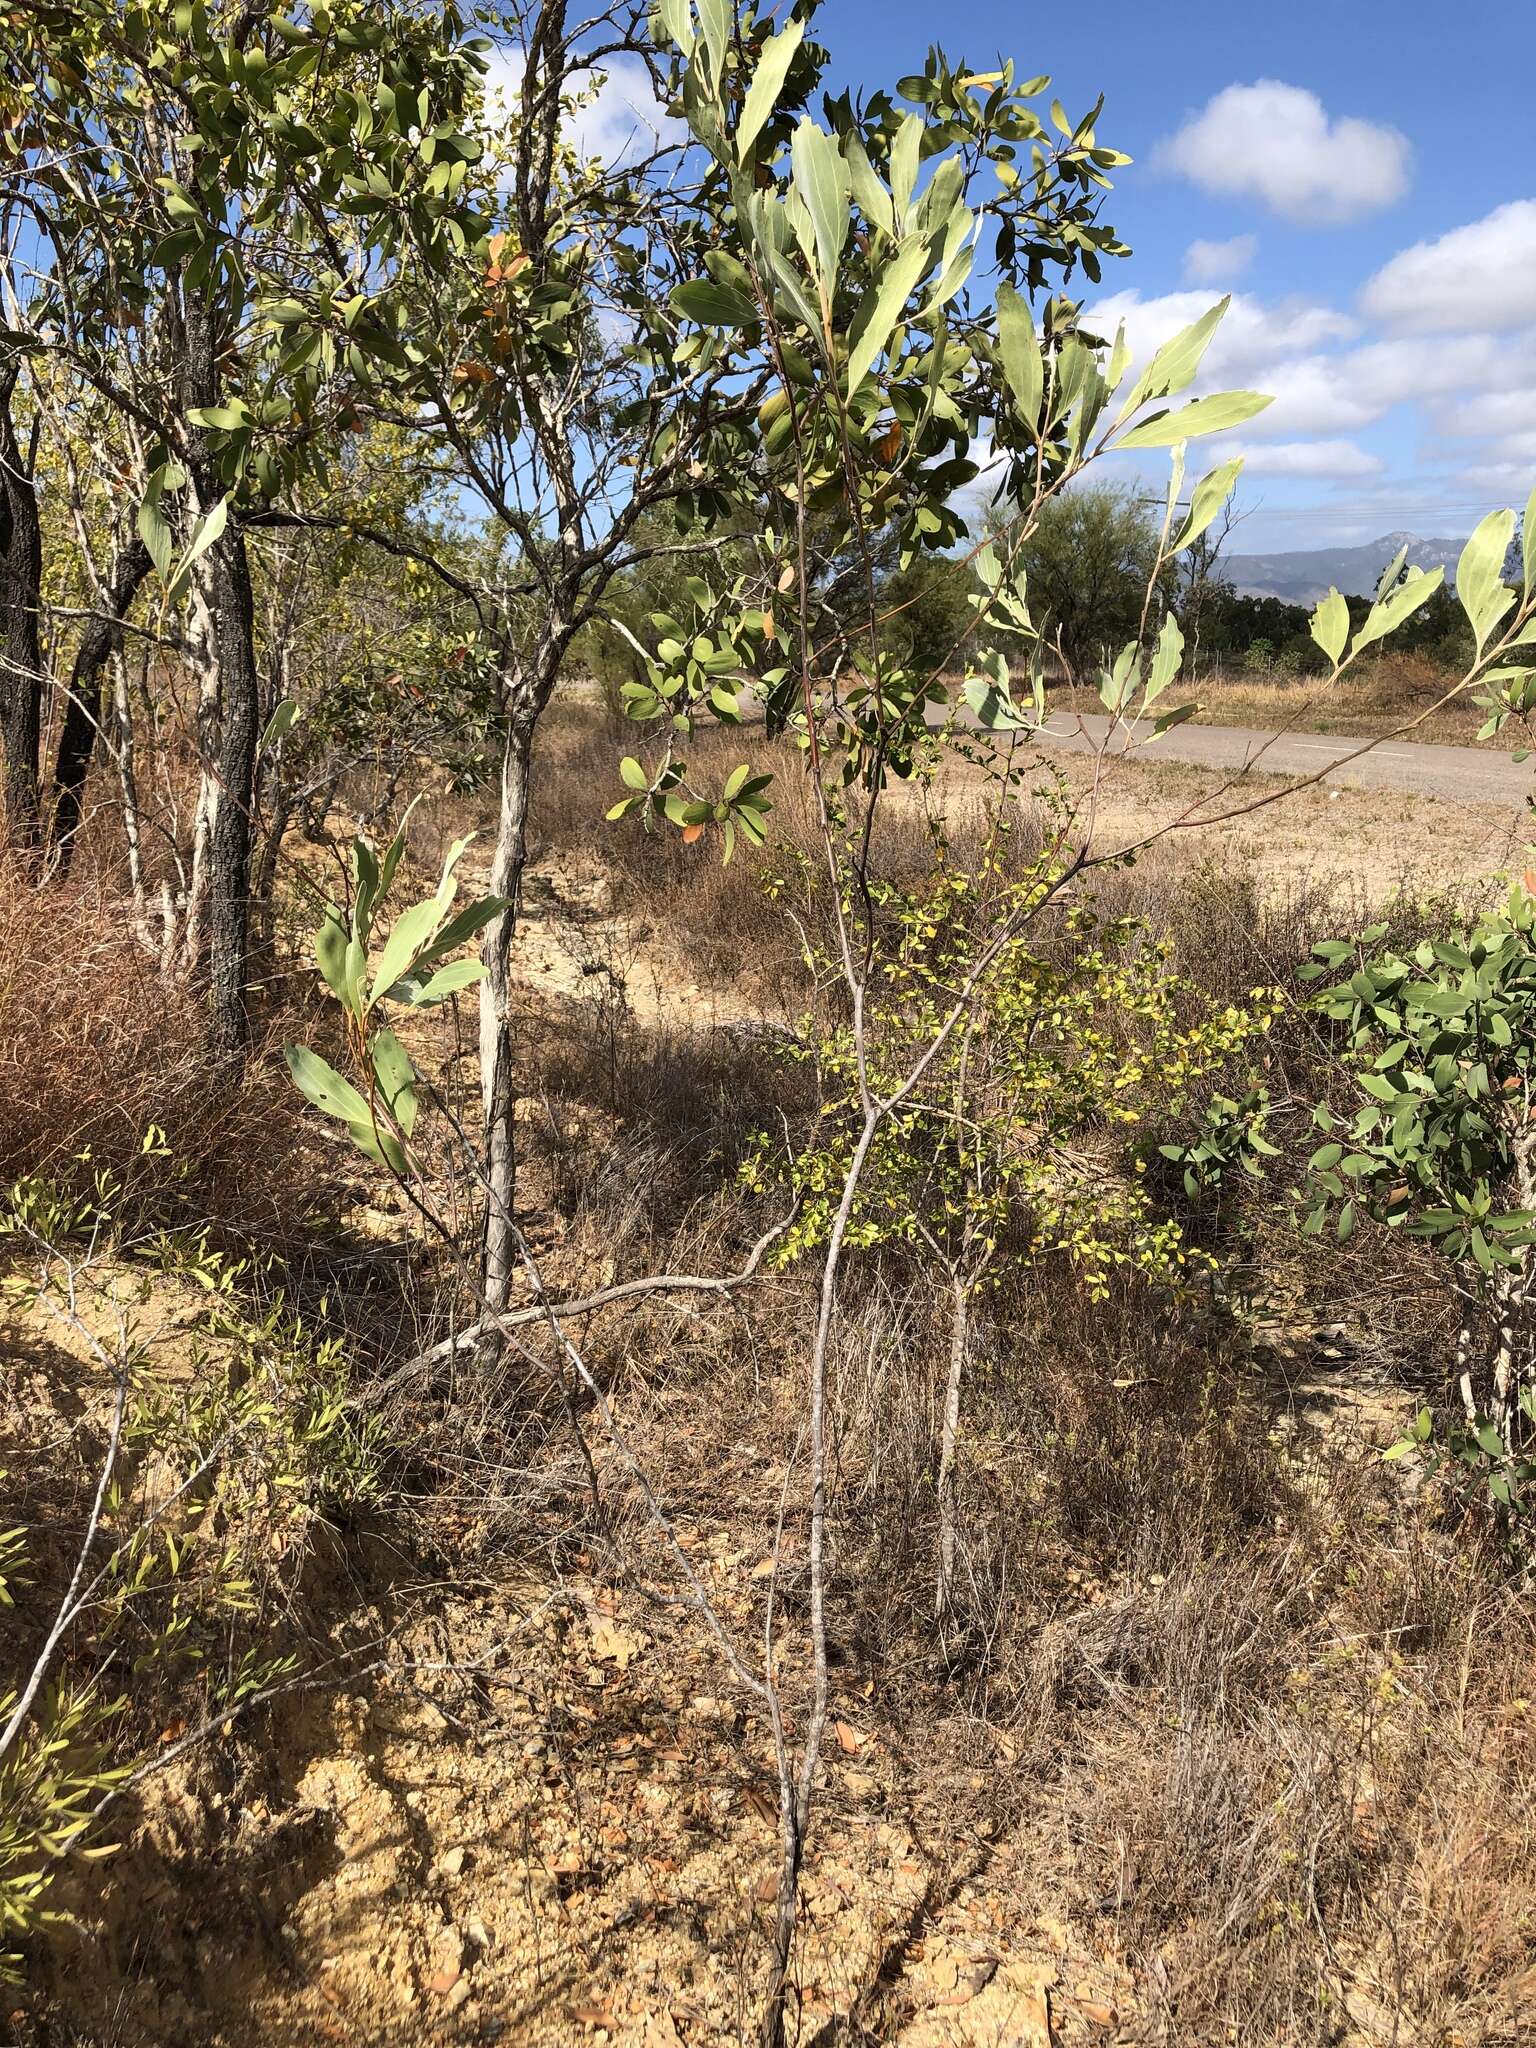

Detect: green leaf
[1119, 296, 1230, 418]
[187, 403, 251, 432]
[995, 282, 1043, 431]
[844, 234, 931, 396]
[1523, 484, 1535, 598]
[1310, 588, 1350, 667]
[736, 18, 803, 160]
[619, 756, 649, 790]
[346, 1118, 409, 1177]
[369, 1027, 418, 1136]
[1144, 613, 1184, 704]
[314, 906, 352, 1008]
[137, 494, 175, 580]
[284, 1044, 371, 1126]
[410, 957, 486, 1005]
[1457, 507, 1517, 651]
[411, 894, 507, 972]
[789, 118, 849, 296]
[1170, 457, 1243, 555]
[370, 895, 443, 1006]
[259, 697, 300, 752]
[670, 279, 758, 327]
[1117, 390, 1273, 449]
[963, 667, 1030, 731]
[1353, 566, 1444, 655]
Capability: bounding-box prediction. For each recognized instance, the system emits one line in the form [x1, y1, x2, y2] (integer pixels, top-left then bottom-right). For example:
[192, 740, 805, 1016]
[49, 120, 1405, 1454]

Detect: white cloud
[1156, 81, 1411, 224]
[1361, 201, 1536, 334]
[481, 47, 684, 167]
[1183, 235, 1257, 285]
[1220, 438, 1383, 479]
[1436, 387, 1536, 439]
[1089, 289, 1523, 447]
[1089, 288, 1357, 384]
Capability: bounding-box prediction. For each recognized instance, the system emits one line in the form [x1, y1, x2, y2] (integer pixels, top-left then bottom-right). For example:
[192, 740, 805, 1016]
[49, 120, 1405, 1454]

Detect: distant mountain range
[1221, 531, 1466, 606]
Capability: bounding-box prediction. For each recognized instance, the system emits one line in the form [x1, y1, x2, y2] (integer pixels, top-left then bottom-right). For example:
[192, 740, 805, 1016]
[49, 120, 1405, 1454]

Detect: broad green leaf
[1310, 588, 1350, 667]
[1353, 566, 1444, 655]
[619, 755, 648, 790]
[183, 495, 228, 568]
[1117, 297, 1229, 422]
[995, 282, 1043, 430]
[370, 895, 443, 1006]
[1457, 507, 1516, 651]
[1152, 701, 1198, 735]
[843, 132, 895, 238]
[737, 18, 803, 160]
[1117, 390, 1273, 449]
[789, 118, 849, 296]
[1144, 613, 1184, 704]
[670, 279, 758, 327]
[1170, 457, 1243, 555]
[347, 1118, 409, 1177]
[889, 113, 923, 219]
[964, 662, 1030, 731]
[844, 234, 930, 396]
[137, 494, 174, 580]
[409, 894, 507, 973]
[259, 697, 300, 752]
[1524, 485, 1535, 597]
[411, 957, 487, 1005]
[369, 1027, 418, 1136]
[284, 1044, 371, 1126]
[314, 906, 351, 1007]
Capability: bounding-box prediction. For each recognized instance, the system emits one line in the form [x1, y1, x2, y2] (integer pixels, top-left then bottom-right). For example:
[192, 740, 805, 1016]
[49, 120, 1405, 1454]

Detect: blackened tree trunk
[49, 537, 151, 874]
[204, 523, 260, 1058]
[0, 371, 44, 850]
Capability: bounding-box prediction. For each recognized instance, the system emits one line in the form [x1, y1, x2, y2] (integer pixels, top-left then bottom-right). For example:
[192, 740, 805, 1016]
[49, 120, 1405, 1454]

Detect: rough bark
[0, 372, 44, 849]
[203, 523, 260, 1058]
[48, 537, 152, 874]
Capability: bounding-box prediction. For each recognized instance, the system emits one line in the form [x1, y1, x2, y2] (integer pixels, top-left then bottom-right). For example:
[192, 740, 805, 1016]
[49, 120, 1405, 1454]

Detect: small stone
[444, 1978, 472, 2012]
[439, 1845, 467, 1876]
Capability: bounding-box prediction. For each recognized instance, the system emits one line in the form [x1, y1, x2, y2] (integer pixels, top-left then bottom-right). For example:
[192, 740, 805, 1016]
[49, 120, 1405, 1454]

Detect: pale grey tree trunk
[477, 701, 537, 1339]
[934, 1272, 970, 1618]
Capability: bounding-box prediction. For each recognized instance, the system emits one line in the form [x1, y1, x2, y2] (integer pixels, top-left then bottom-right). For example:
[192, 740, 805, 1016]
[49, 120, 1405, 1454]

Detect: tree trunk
[49, 537, 152, 875]
[204, 523, 260, 1059]
[478, 698, 538, 1336]
[934, 1273, 970, 1619]
[0, 372, 44, 849]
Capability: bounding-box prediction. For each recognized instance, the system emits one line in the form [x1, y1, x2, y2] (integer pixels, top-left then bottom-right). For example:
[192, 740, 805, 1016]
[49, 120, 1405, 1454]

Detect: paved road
[1030, 713, 1535, 807]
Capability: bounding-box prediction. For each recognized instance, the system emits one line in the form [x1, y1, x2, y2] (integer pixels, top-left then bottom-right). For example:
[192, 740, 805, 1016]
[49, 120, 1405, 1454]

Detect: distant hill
[1221, 531, 1466, 606]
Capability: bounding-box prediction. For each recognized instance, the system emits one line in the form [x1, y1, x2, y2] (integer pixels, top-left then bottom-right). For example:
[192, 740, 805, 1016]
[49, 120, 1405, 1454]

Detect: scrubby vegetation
[3, 4, 1536, 2046]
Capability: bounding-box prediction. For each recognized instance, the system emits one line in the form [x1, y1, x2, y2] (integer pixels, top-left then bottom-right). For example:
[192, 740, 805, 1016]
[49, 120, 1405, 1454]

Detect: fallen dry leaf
[740, 1784, 776, 1824]
[428, 1968, 460, 1995]
[1076, 1999, 1119, 2028]
[833, 1719, 861, 1754]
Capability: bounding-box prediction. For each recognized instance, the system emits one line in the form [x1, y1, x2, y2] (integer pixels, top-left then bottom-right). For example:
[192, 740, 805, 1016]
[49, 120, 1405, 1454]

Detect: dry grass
[9, 732, 1536, 2047]
[1115, 650, 1499, 748]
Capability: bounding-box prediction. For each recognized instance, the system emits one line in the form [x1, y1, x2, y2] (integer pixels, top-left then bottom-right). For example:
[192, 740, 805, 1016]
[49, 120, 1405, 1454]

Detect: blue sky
[822, 0, 1536, 550]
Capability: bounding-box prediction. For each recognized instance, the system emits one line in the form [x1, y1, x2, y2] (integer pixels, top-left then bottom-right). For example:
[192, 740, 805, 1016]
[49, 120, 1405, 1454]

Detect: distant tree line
[580, 483, 1479, 700]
